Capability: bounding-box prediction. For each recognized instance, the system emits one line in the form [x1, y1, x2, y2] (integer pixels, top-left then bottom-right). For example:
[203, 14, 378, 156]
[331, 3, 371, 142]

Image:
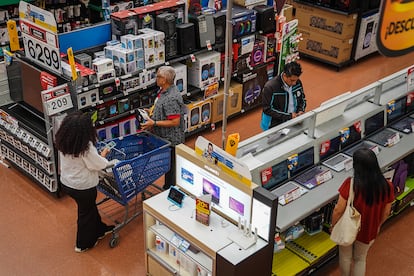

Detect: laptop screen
[340, 123, 362, 150]
[289, 147, 314, 177]
[260, 160, 288, 190]
[319, 135, 341, 162]
[387, 97, 407, 124]
[365, 111, 384, 136]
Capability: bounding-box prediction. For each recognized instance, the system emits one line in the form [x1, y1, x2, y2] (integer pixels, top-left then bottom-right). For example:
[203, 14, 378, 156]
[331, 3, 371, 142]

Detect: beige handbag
[330, 178, 361, 246]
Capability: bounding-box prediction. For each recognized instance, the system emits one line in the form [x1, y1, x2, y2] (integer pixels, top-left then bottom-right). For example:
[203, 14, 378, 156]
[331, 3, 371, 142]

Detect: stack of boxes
[295, 2, 358, 65]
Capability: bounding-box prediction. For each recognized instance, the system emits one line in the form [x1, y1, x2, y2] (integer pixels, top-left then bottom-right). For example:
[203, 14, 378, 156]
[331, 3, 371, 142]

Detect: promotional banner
[377, 0, 414, 57]
[194, 136, 252, 183]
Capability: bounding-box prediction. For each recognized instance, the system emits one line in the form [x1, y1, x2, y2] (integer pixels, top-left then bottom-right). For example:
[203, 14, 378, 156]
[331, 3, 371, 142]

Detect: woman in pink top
[332, 148, 394, 275]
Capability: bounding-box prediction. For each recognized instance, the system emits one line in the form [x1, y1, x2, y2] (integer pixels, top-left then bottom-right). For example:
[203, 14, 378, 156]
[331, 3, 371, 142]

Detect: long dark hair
[54, 111, 97, 157]
[353, 148, 391, 205]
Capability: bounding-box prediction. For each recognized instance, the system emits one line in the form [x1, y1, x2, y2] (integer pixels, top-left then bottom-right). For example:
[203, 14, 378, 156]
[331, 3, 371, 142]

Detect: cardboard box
[211, 82, 242, 124]
[187, 51, 221, 89]
[283, 4, 293, 23]
[299, 27, 353, 64]
[183, 97, 212, 132]
[295, 3, 357, 40]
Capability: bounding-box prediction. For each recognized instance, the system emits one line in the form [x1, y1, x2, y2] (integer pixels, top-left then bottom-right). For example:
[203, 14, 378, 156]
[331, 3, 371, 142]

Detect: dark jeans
[164, 146, 176, 189]
[62, 184, 108, 249]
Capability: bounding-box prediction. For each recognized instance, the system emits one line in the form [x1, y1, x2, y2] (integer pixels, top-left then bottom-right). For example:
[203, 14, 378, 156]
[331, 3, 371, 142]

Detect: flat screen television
[7, 57, 67, 115]
[175, 144, 256, 225]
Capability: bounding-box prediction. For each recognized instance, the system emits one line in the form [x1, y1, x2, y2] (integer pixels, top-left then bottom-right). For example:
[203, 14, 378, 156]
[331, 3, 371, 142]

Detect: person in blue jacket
[261, 61, 307, 130]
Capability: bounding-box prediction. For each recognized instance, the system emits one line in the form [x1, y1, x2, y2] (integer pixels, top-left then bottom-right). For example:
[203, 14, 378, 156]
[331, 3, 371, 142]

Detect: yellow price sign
[67, 47, 77, 81]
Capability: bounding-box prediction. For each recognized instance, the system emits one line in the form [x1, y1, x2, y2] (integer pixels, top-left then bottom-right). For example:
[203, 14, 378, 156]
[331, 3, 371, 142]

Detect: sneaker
[98, 225, 115, 240]
[75, 240, 99, 253]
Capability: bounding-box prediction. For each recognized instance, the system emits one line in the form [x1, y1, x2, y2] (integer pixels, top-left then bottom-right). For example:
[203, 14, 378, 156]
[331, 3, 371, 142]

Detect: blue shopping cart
[97, 131, 171, 247]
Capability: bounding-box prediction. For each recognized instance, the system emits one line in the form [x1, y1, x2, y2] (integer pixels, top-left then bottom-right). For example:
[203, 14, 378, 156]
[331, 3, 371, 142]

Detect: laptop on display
[344, 140, 379, 157]
[340, 124, 362, 151]
[389, 116, 414, 134]
[386, 96, 407, 124]
[271, 181, 308, 206]
[290, 147, 328, 190]
[260, 160, 289, 190]
[365, 110, 400, 147]
[319, 135, 352, 172]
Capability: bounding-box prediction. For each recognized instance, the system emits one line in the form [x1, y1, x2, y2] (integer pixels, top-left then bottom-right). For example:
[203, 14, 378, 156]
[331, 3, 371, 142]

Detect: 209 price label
[23, 35, 62, 75]
[41, 84, 73, 116]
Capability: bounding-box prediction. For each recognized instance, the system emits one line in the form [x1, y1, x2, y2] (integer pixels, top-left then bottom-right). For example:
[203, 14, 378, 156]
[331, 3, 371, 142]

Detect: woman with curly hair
[55, 111, 115, 253]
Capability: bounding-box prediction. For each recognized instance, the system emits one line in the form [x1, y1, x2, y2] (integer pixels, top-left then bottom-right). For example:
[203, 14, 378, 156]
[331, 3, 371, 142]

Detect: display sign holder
[41, 84, 73, 116]
[19, 2, 62, 75]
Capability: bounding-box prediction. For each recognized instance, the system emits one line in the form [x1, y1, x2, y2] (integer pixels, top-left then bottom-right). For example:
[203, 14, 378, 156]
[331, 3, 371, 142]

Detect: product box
[132, 0, 186, 29]
[183, 97, 212, 132]
[295, 3, 358, 40]
[93, 58, 114, 73]
[110, 1, 134, 14]
[211, 81, 242, 124]
[186, 51, 221, 89]
[234, 63, 269, 112]
[77, 88, 99, 109]
[353, 12, 379, 61]
[250, 39, 265, 67]
[120, 75, 141, 94]
[111, 10, 139, 40]
[75, 53, 92, 68]
[97, 69, 116, 83]
[299, 27, 353, 65]
[171, 62, 187, 95]
[120, 34, 144, 50]
[256, 33, 276, 62]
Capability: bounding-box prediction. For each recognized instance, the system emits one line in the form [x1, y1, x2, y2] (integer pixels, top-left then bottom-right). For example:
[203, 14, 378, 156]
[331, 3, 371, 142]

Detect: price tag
[344, 158, 353, 171]
[206, 40, 212, 50]
[19, 3, 61, 75]
[387, 133, 400, 147]
[41, 84, 73, 116]
[316, 170, 332, 185]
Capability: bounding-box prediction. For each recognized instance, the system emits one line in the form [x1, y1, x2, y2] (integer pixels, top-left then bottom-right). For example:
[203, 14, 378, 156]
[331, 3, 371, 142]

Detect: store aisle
[1, 51, 414, 275]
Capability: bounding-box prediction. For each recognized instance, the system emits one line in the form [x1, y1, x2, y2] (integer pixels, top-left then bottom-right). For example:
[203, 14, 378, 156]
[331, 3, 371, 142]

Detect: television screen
[14, 61, 44, 113]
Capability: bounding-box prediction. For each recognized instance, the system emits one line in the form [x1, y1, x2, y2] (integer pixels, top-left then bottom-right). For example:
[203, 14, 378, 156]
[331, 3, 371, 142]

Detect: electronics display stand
[143, 190, 270, 276]
[0, 55, 76, 196]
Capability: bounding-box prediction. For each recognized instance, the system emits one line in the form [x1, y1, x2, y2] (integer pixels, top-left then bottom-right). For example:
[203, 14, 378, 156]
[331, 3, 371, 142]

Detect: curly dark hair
[54, 111, 97, 157]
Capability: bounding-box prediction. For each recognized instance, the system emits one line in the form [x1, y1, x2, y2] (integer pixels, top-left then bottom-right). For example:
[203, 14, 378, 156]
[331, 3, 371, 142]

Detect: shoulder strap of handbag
[348, 177, 355, 207]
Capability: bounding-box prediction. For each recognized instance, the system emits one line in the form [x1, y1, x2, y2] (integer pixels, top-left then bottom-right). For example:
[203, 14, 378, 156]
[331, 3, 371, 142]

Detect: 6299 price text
[26, 39, 60, 70]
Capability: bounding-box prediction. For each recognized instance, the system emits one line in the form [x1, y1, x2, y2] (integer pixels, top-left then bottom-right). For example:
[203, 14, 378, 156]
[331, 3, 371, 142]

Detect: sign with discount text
[19, 2, 62, 75]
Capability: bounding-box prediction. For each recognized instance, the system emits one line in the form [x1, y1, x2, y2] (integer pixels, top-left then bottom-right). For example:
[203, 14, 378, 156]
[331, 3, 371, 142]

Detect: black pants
[164, 146, 176, 189]
[62, 185, 108, 249]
